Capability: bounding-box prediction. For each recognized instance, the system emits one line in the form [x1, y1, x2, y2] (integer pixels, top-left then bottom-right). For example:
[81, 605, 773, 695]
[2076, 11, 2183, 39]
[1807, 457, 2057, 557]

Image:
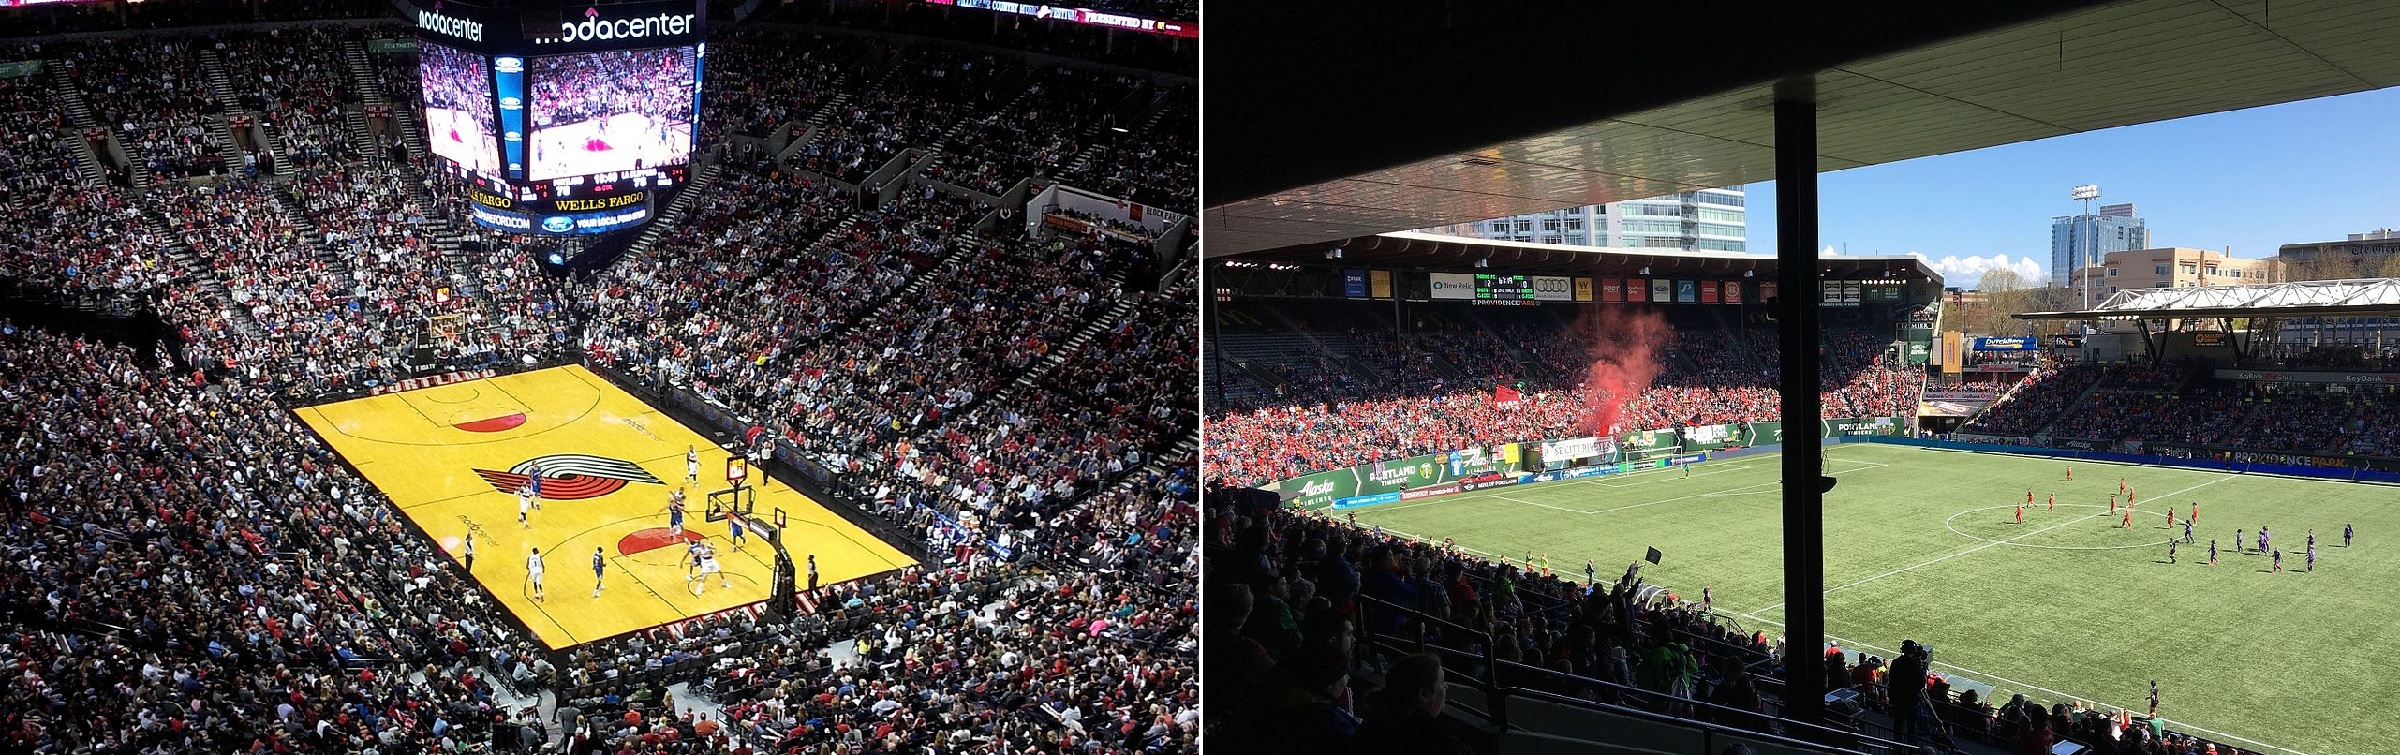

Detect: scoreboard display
[402, 0, 704, 237]
[1470, 273, 1538, 301]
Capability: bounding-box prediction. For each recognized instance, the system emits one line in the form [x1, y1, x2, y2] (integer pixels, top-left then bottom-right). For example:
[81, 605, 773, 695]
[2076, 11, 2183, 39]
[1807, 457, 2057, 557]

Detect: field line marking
[1726, 611, 2314, 755]
[1747, 473, 2239, 616]
[1493, 494, 1585, 513]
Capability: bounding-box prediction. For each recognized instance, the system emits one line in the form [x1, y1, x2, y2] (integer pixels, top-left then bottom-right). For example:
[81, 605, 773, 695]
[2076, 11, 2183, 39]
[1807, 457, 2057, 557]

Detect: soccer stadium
[1200, 4, 2400, 755]
[0, 0, 1194, 750]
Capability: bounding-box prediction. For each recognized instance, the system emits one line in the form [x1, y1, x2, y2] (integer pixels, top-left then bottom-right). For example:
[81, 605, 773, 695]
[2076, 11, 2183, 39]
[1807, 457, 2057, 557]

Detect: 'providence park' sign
[2217, 369, 2400, 385]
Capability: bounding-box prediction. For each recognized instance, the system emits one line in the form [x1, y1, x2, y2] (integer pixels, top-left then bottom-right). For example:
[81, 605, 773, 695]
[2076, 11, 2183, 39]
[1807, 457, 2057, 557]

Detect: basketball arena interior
[0, 0, 1194, 750]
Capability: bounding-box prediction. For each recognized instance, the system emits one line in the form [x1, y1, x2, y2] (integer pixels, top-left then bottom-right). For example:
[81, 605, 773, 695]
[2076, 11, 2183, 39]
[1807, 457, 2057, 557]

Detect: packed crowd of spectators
[1957, 362, 2099, 438]
[1064, 86, 1194, 214]
[1205, 491, 1772, 755]
[701, 29, 871, 142]
[1, 16, 1198, 755]
[929, 65, 1144, 196]
[65, 39, 232, 178]
[529, 47, 698, 129]
[1203, 306, 1925, 488]
[795, 47, 1021, 185]
[221, 28, 365, 171]
[0, 325, 554, 752]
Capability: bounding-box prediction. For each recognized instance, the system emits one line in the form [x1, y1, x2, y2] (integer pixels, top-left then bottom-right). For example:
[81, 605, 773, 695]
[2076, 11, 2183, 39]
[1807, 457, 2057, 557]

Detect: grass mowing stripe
[1749, 472, 2236, 616]
[1719, 608, 2316, 755]
[1348, 445, 2392, 755]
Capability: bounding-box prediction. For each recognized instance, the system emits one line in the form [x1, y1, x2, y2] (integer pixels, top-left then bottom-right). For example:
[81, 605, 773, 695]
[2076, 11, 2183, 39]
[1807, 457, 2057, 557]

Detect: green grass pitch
[1347, 442, 2396, 755]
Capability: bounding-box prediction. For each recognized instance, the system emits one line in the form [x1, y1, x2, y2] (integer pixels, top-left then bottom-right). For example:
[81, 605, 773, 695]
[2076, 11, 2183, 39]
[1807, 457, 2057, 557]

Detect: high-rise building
[2051, 202, 2150, 287]
[1420, 188, 1748, 251]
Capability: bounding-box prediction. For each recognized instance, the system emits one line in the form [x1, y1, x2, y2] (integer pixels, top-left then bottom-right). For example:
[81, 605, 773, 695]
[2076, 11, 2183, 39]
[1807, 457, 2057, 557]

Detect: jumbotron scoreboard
[398, 0, 704, 236]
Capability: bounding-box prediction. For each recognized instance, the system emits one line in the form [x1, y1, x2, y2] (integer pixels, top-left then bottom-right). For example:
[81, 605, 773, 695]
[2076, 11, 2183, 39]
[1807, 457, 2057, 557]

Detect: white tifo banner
[1542, 436, 1612, 460]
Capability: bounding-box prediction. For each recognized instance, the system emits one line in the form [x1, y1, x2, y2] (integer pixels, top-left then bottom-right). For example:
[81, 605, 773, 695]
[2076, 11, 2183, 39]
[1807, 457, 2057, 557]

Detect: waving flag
[1494, 385, 1522, 409]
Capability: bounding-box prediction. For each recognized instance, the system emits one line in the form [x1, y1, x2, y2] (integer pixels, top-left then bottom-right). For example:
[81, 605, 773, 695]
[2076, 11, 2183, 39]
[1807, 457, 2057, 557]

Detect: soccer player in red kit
[2191, 503, 2199, 526]
[2028, 490, 2035, 505]
[2109, 493, 2117, 514]
[2121, 509, 2133, 528]
[2016, 504, 2024, 524]
[2066, 466, 2073, 481]
[2047, 493, 2055, 511]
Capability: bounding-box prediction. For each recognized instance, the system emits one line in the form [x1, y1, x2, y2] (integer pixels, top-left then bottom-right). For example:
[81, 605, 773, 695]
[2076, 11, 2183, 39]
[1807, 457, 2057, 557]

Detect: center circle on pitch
[1944, 504, 2176, 551]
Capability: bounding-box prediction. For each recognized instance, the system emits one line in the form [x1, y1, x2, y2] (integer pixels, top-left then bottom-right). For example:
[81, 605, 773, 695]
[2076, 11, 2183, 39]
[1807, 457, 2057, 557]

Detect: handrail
[1354, 594, 1930, 755]
[1504, 687, 1895, 755]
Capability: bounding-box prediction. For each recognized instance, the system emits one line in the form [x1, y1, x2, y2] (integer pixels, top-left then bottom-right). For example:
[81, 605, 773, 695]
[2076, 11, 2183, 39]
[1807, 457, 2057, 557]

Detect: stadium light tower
[2071, 184, 2100, 311]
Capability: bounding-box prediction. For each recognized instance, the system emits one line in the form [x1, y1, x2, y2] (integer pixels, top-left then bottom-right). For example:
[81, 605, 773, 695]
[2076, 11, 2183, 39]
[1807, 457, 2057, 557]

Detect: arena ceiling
[1204, 0, 2400, 256]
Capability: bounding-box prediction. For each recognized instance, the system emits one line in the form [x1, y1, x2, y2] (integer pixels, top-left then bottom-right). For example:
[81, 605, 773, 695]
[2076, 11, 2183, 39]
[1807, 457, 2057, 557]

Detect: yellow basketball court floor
[295, 365, 915, 649]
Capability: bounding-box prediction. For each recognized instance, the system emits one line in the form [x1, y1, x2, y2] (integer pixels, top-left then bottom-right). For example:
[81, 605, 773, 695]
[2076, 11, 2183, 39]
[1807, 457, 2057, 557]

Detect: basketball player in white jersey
[527, 547, 546, 600]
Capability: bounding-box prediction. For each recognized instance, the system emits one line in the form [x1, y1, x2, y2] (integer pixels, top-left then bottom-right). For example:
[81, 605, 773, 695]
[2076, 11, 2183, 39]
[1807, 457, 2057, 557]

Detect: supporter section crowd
[1203, 309, 1925, 488]
[1, 16, 1197, 755]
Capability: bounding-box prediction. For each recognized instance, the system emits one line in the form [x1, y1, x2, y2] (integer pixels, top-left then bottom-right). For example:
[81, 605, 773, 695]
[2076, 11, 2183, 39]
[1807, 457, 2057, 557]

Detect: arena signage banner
[1574, 277, 1594, 302]
[1369, 270, 1393, 299]
[1531, 276, 1574, 301]
[1459, 477, 1522, 492]
[1600, 278, 1623, 303]
[1650, 279, 1671, 302]
[1343, 269, 1369, 298]
[1398, 482, 1463, 501]
[1676, 280, 1698, 303]
[1541, 436, 1610, 461]
[1822, 416, 1901, 437]
[2216, 369, 2400, 385]
[1922, 391, 1998, 401]
[1429, 273, 1479, 300]
[1625, 428, 1680, 458]
[0, 61, 46, 79]
[1331, 492, 1399, 509]
[1699, 281, 1719, 304]
[417, 9, 486, 42]
[1970, 336, 2037, 351]
[1722, 281, 1742, 304]
[534, 6, 698, 46]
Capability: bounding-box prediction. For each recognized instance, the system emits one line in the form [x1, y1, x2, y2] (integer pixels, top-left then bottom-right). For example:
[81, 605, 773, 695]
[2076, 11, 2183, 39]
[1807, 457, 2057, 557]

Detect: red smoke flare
[1577, 308, 1672, 436]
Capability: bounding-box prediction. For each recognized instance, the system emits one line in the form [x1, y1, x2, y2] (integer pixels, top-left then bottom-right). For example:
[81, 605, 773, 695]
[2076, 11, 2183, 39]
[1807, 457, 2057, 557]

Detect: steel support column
[1773, 82, 1828, 726]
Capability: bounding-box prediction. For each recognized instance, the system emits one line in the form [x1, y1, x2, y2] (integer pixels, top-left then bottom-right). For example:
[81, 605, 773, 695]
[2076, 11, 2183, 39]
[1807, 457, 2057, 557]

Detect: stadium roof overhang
[1223, 230, 1941, 282]
[2017, 279, 2400, 320]
[1204, 0, 2400, 255]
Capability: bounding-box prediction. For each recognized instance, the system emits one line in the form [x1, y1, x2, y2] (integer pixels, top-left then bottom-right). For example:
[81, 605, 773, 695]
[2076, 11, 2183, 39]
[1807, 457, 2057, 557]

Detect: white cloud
[1820, 244, 1840, 257]
[1924, 253, 2045, 287]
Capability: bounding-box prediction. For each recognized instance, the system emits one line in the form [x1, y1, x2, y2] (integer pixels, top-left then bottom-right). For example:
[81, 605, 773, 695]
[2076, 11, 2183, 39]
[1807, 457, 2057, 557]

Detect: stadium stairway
[1012, 296, 1138, 393]
[135, 205, 264, 338]
[1061, 84, 1166, 177]
[339, 40, 395, 164]
[46, 62, 137, 188]
[621, 161, 725, 260]
[772, 87, 849, 162]
[195, 49, 270, 177]
[269, 189, 348, 274]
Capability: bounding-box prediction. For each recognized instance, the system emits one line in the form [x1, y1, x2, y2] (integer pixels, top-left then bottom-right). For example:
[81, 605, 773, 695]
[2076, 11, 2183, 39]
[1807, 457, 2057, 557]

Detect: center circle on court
[1944, 504, 2176, 550]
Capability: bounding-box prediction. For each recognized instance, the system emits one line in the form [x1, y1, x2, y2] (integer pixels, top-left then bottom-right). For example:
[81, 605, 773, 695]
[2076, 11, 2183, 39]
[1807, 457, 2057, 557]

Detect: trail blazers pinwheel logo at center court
[473, 453, 665, 500]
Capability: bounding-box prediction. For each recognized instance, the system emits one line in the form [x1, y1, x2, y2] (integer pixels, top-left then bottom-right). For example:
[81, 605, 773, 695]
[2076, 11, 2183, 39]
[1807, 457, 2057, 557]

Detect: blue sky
[1743, 85, 2400, 285]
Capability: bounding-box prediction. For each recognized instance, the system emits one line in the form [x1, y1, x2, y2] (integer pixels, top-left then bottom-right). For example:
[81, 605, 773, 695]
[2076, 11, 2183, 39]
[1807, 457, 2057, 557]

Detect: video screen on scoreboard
[420, 44, 501, 174]
[526, 47, 697, 181]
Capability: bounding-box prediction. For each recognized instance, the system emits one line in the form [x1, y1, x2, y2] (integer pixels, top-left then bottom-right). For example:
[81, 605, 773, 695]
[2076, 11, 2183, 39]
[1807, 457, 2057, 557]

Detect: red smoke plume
[1577, 308, 1672, 436]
